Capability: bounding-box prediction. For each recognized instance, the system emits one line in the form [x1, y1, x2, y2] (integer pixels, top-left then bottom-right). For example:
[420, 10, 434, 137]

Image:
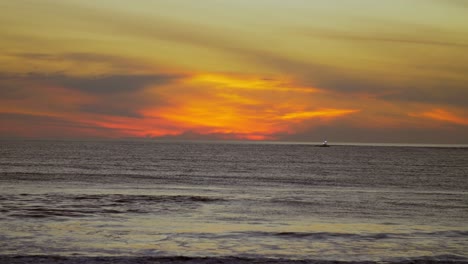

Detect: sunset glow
[1, 1, 467, 143]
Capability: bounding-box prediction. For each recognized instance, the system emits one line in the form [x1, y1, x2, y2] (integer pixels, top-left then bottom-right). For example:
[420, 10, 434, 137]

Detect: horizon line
[1, 137, 467, 147]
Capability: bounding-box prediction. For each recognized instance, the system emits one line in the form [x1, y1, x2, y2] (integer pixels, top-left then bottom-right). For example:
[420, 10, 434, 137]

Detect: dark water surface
[1, 140, 467, 263]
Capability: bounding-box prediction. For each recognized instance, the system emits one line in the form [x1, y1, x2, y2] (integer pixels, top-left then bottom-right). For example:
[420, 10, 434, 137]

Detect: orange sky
[1, 1, 467, 143]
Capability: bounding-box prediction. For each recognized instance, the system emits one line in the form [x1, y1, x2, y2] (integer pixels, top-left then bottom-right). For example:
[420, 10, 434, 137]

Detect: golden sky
[1, 0, 467, 143]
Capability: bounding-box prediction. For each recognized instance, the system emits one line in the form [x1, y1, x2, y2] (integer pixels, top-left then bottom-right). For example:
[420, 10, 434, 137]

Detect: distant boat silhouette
[317, 140, 330, 147]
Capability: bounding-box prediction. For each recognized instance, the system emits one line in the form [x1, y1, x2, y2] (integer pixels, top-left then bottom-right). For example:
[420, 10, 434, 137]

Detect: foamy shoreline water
[1, 255, 468, 264]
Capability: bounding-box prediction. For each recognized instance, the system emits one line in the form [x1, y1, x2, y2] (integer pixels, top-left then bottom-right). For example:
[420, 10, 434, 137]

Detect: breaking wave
[0, 255, 467, 264]
[0, 193, 224, 219]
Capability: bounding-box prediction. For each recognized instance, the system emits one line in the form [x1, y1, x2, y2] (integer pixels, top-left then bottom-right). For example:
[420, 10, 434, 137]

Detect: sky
[1, 0, 467, 143]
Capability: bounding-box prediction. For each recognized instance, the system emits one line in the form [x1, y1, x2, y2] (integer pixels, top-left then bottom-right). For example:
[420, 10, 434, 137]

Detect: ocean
[0, 140, 467, 264]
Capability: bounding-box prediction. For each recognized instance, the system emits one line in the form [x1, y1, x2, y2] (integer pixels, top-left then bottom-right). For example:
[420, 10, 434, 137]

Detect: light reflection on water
[2, 205, 467, 261]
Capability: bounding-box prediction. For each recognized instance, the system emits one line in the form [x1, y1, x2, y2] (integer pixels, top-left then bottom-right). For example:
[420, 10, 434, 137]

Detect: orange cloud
[139, 73, 359, 140]
[280, 109, 360, 121]
[411, 109, 468, 126]
[189, 73, 320, 93]
[0, 71, 360, 141]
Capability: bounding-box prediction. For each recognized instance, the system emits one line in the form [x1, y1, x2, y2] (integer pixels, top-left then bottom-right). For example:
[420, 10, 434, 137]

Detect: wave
[153, 230, 468, 243]
[272, 231, 391, 240]
[0, 193, 224, 219]
[211, 230, 468, 241]
[0, 255, 467, 264]
[71, 194, 223, 203]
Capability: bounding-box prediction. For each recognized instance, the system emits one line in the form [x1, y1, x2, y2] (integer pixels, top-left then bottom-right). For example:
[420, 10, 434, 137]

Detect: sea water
[0, 140, 467, 263]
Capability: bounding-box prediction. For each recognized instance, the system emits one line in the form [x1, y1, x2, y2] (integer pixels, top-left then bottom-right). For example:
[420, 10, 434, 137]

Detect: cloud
[1, 51, 184, 118]
[79, 104, 143, 118]
[12, 2, 455, 109]
[289, 24, 468, 106]
[189, 74, 320, 94]
[379, 86, 468, 107]
[0, 83, 31, 100]
[0, 112, 90, 129]
[279, 109, 360, 121]
[51, 74, 177, 94]
[277, 121, 468, 144]
[0, 112, 123, 138]
[0, 72, 179, 119]
[304, 30, 468, 49]
[3, 52, 160, 76]
[23, 2, 247, 57]
[1, 72, 178, 94]
[9, 52, 153, 72]
[5, 2, 340, 90]
[149, 130, 275, 141]
[2, 2, 467, 143]
[410, 109, 468, 126]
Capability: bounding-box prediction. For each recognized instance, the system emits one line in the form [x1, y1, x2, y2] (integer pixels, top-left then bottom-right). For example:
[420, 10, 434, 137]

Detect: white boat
[318, 140, 330, 147]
